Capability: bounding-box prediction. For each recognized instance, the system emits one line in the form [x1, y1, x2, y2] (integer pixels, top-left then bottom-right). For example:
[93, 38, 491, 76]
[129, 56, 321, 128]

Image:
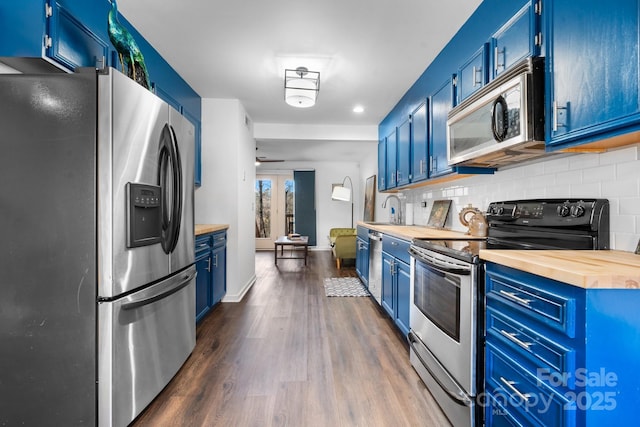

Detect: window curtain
[293, 170, 316, 246]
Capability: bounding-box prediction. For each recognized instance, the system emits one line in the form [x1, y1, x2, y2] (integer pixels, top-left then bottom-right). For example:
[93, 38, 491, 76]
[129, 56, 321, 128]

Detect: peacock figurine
[108, 0, 151, 89]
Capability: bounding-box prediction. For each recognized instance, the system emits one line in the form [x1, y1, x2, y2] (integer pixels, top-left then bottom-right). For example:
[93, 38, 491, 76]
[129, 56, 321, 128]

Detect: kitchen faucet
[382, 195, 403, 225]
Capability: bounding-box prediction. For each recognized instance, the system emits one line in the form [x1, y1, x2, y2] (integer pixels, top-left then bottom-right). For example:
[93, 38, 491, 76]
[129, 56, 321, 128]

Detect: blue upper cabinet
[396, 118, 411, 187]
[429, 76, 455, 178]
[546, 0, 640, 148]
[0, 1, 47, 58]
[385, 129, 398, 189]
[457, 44, 488, 103]
[46, 1, 111, 71]
[377, 138, 386, 191]
[491, 1, 540, 80]
[410, 101, 428, 183]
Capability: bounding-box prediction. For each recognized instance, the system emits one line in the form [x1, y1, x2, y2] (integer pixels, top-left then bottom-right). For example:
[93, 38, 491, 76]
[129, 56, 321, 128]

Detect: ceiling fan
[255, 147, 284, 164]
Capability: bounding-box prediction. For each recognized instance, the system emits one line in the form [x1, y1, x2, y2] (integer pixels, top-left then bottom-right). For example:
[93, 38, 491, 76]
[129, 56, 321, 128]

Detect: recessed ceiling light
[353, 105, 364, 113]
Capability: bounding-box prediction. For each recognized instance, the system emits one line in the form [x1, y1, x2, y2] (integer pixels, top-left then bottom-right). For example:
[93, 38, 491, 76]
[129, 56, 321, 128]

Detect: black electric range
[411, 198, 610, 261]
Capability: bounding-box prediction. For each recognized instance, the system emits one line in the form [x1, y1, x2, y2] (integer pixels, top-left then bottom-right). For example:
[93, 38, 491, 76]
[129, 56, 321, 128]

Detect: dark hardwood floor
[132, 250, 451, 426]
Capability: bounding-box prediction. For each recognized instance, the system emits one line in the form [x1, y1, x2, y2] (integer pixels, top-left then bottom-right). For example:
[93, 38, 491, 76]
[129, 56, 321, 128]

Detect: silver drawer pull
[500, 377, 531, 402]
[499, 329, 533, 350]
[499, 290, 532, 306]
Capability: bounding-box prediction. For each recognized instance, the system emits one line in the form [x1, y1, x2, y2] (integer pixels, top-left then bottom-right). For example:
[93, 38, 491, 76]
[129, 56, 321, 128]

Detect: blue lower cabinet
[195, 248, 211, 322]
[211, 241, 226, 306]
[485, 262, 640, 426]
[355, 237, 369, 286]
[381, 235, 411, 337]
[195, 230, 227, 322]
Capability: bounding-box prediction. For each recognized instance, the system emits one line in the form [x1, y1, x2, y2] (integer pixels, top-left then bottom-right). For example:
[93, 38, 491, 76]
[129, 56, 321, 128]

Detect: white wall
[391, 144, 640, 252]
[195, 99, 256, 302]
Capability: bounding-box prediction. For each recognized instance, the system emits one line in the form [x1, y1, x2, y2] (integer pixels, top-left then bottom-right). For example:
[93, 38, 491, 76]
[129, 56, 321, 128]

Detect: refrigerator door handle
[168, 124, 183, 253]
[122, 266, 196, 310]
[158, 124, 183, 254]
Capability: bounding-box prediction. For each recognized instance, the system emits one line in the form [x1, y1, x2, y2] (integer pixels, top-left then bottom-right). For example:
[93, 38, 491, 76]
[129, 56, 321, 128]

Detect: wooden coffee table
[274, 235, 309, 265]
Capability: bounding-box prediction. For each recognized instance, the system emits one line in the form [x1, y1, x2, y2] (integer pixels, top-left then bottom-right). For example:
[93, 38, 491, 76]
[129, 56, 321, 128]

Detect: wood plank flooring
[132, 250, 451, 427]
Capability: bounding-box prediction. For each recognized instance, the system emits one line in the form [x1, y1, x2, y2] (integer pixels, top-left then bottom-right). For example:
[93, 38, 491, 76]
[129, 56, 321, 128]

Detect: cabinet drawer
[382, 235, 410, 264]
[487, 307, 576, 385]
[357, 225, 370, 240]
[486, 267, 577, 338]
[212, 231, 227, 249]
[485, 389, 529, 427]
[486, 342, 573, 427]
[195, 235, 212, 255]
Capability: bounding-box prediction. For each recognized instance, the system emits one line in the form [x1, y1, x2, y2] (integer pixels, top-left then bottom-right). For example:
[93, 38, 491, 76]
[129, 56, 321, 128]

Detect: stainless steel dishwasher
[367, 230, 382, 304]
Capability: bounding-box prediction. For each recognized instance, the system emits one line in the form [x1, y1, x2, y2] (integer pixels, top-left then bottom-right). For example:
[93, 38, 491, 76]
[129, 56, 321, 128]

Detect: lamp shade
[285, 67, 320, 108]
[331, 185, 351, 202]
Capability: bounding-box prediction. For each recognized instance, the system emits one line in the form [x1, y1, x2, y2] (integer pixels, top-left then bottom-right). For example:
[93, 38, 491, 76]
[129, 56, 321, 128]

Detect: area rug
[324, 277, 370, 297]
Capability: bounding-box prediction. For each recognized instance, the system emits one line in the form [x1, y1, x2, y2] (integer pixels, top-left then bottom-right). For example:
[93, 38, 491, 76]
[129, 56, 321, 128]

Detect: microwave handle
[491, 95, 508, 142]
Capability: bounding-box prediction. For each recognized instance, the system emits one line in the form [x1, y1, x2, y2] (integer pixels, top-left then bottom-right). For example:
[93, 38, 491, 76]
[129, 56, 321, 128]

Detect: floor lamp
[331, 176, 354, 228]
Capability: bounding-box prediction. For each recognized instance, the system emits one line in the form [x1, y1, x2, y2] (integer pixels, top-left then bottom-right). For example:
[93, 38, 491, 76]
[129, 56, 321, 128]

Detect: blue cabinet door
[385, 130, 397, 189]
[396, 118, 411, 186]
[546, 0, 640, 147]
[195, 253, 211, 322]
[492, 1, 537, 79]
[211, 244, 226, 305]
[0, 1, 46, 58]
[457, 44, 488, 103]
[429, 77, 455, 178]
[395, 260, 411, 337]
[381, 252, 394, 318]
[355, 237, 369, 286]
[46, 1, 111, 71]
[410, 101, 428, 183]
[377, 138, 386, 191]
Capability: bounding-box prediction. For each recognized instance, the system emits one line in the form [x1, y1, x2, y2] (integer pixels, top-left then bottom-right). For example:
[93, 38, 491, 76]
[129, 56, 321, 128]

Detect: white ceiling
[118, 0, 482, 162]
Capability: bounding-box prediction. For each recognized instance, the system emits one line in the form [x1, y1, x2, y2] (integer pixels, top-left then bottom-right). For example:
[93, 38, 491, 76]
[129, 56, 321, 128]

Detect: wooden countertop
[195, 224, 229, 236]
[479, 249, 640, 290]
[357, 221, 484, 241]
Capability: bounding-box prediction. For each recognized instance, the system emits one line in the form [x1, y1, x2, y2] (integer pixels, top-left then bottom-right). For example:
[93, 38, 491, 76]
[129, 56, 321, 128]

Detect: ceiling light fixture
[284, 67, 320, 108]
[353, 105, 364, 113]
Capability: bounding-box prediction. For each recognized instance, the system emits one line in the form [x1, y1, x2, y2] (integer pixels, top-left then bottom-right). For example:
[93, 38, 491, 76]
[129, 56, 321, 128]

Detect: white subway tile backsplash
[545, 184, 572, 197]
[600, 144, 639, 164]
[610, 215, 636, 233]
[613, 232, 640, 253]
[582, 164, 615, 184]
[619, 197, 640, 215]
[602, 180, 638, 198]
[556, 170, 582, 184]
[543, 156, 571, 174]
[569, 182, 601, 197]
[569, 153, 600, 170]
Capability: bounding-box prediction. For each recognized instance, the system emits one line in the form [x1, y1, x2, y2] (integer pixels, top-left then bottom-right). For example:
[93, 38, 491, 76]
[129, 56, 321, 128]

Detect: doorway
[255, 174, 294, 250]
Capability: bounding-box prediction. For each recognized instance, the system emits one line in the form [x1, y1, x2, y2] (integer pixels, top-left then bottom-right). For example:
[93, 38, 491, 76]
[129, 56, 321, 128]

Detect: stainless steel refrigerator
[0, 67, 196, 426]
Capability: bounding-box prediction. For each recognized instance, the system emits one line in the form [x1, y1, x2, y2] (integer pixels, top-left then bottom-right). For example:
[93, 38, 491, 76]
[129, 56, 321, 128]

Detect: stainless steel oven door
[409, 247, 477, 395]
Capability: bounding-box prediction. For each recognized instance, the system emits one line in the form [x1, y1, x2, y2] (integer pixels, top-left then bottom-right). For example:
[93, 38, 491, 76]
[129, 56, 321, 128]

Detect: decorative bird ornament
[107, 0, 151, 89]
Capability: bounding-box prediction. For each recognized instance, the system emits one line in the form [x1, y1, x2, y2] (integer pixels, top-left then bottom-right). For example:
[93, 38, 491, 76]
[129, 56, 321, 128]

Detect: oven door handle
[409, 248, 471, 276]
[408, 332, 473, 407]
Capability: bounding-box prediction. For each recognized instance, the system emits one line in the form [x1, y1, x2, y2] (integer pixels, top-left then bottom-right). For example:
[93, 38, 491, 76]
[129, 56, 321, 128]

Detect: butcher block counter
[195, 224, 229, 236]
[480, 249, 640, 289]
[357, 221, 484, 241]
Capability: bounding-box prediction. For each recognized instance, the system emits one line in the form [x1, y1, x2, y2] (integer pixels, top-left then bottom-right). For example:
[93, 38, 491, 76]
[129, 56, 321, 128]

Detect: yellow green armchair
[329, 228, 357, 269]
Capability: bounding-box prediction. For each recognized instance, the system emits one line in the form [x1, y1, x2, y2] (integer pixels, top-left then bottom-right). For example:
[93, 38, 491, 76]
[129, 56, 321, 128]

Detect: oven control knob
[496, 206, 505, 215]
[557, 204, 570, 217]
[570, 204, 586, 217]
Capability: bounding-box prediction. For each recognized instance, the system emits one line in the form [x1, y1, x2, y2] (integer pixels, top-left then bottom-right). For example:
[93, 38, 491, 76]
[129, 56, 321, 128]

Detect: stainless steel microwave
[447, 57, 545, 168]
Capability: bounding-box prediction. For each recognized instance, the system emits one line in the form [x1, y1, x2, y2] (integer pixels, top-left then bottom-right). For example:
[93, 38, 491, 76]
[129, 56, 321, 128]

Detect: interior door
[255, 174, 294, 250]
